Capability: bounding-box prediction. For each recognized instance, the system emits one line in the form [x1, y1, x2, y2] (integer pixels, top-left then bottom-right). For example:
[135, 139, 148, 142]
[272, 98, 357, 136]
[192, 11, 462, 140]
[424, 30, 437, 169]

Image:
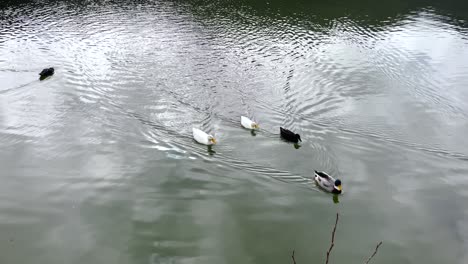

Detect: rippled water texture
[1, 0, 468, 263]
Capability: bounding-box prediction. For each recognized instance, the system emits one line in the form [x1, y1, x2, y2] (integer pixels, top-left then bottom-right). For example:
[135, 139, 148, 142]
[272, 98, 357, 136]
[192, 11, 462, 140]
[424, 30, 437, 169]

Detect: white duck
[314, 170, 342, 194]
[192, 128, 217, 145]
[241, 116, 259, 130]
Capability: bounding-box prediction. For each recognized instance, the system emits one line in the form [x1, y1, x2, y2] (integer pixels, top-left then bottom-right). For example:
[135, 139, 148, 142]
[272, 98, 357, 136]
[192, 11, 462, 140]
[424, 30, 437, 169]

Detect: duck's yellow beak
[253, 123, 259, 129]
[336, 185, 342, 191]
[210, 138, 217, 144]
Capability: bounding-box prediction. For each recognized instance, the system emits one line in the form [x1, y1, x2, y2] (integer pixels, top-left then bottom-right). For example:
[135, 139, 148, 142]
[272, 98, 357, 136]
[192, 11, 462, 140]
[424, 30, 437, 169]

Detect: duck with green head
[314, 170, 342, 194]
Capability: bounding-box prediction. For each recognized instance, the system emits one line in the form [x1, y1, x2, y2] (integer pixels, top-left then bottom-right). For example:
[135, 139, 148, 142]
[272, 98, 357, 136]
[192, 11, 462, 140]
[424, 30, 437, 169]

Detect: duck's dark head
[334, 179, 342, 193]
[296, 134, 302, 142]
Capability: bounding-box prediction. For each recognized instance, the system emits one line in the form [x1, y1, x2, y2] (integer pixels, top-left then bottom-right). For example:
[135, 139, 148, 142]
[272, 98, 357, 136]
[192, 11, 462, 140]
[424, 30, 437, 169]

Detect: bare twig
[290, 213, 382, 264]
[325, 213, 339, 264]
[364, 241, 383, 264]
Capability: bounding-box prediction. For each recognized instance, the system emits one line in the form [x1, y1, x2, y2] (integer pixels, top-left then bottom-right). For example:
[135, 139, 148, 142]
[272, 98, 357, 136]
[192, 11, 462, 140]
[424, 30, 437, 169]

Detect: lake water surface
[1, 0, 468, 263]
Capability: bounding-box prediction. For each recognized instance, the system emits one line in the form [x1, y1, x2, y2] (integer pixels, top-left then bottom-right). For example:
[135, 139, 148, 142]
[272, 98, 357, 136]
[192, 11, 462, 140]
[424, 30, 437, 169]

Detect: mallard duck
[314, 170, 342, 194]
[192, 128, 217, 145]
[39, 67, 54, 80]
[241, 116, 259, 130]
[280, 127, 301, 143]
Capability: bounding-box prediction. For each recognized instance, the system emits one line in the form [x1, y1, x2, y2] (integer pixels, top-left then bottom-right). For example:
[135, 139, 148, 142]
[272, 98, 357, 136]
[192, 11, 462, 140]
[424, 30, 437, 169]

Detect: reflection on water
[332, 194, 340, 204]
[207, 145, 216, 155]
[1, 0, 468, 263]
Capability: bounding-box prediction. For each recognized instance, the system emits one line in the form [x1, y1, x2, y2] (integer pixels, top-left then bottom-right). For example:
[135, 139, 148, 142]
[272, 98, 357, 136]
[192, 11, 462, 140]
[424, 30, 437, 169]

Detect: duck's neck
[332, 189, 341, 194]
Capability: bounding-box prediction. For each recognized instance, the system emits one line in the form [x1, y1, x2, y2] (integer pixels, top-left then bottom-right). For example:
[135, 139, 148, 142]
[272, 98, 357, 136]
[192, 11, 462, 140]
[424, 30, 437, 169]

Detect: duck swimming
[192, 128, 217, 145]
[39, 67, 54, 80]
[280, 127, 301, 143]
[314, 170, 342, 194]
[241, 116, 259, 130]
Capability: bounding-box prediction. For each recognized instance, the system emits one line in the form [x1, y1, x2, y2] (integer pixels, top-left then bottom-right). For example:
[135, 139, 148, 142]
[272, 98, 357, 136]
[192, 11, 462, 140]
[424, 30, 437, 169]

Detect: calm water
[1, 0, 468, 263]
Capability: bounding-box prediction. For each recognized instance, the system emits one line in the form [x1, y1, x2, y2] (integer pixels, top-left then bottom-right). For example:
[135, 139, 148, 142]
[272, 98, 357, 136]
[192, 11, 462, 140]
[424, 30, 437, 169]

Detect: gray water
[1, 0, 468, 263]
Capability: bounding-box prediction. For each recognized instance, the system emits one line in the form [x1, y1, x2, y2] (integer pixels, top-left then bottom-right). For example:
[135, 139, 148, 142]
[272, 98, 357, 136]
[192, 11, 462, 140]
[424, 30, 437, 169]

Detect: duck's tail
[314, 170, 324, 178]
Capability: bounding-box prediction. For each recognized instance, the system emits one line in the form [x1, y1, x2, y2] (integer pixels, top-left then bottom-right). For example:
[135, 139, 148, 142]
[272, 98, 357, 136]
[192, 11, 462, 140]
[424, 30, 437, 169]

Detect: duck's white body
[241, 116, 259, 129]
[192, 128, 216, 145]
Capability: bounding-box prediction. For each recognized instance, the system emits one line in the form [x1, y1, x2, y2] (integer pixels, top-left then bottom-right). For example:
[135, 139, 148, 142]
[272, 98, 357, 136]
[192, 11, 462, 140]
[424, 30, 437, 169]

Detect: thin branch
[290, 213, 382, 264]
[325, 213, 339, 264]
[364, 241, 383, 264]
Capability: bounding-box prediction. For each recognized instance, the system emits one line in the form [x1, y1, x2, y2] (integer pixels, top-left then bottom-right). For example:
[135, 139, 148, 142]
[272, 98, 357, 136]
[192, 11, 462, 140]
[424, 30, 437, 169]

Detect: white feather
[192, 128, 215, 145]
[314, 172, 334, 191]
[241, 116, 258, 129]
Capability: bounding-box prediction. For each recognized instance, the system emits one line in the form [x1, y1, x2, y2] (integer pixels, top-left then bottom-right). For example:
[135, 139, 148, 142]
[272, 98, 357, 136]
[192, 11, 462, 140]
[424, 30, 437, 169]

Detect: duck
[314, 170, 342, 194]
[280, 127, 301, 143]
[241, 116, 259, 130]
[192, 128, 217, 145]
[39, 67, 54, 80]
